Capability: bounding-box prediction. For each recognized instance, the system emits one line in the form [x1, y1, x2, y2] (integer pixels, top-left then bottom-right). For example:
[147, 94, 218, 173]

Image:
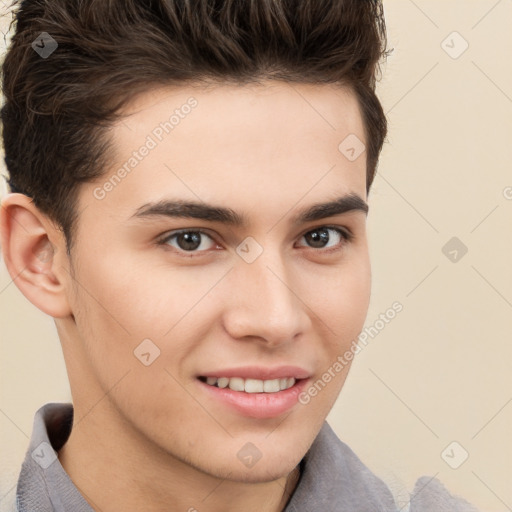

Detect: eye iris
[177, 232, 202, 251]
[305, 228, 330, 248]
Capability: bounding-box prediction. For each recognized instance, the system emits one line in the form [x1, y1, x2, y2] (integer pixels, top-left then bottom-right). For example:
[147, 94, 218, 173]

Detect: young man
[0, 1, 479, 510]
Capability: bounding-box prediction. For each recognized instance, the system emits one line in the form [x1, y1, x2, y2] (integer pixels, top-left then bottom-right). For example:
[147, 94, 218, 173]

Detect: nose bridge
[225, 246, 307, 344]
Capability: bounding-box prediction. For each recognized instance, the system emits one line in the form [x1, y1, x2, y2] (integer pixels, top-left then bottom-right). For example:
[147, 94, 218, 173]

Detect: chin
[219, 463, 294, 484]
[192, 448, 301, 484]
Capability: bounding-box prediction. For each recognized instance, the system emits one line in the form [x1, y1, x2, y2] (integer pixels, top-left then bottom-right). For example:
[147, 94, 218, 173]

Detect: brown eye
[297, 227, 350, 250]
[304, 228, 330, 248]
[161, 230, 216, 253]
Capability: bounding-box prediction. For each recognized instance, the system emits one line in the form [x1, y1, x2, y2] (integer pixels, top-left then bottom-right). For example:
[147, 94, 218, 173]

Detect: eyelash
[156, 225, 353, 257]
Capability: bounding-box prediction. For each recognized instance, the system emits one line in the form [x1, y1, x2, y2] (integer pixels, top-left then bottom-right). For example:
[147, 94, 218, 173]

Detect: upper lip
[199, 365, 311, 380]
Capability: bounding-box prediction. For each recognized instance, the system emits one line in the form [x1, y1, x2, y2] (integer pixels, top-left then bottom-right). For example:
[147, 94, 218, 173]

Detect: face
[58, 80, 371, 482]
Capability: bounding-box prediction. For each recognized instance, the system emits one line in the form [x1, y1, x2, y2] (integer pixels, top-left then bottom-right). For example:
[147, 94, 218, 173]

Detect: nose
[221, 251, 310, 347]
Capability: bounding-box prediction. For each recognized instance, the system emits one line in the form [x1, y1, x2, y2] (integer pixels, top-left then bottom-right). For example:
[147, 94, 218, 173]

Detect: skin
[0, 80, 371, 512]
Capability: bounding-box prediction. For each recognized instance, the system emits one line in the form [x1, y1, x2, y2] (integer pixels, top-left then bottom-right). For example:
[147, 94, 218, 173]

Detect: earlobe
[0, 193, 73, 318]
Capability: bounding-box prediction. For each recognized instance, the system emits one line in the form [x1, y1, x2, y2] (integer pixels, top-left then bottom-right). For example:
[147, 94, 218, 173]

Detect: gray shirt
[15, 403, 480, 511]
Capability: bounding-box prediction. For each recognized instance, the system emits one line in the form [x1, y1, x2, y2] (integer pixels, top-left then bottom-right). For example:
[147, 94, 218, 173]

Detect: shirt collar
[16, 403, 93, 512]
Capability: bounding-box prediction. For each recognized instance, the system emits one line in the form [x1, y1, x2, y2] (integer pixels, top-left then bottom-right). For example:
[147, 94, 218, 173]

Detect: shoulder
[16, 403, 92, 512]
[285, 422, 398, 511]
[408, 476, 481, 512]
[285, 422, 481, 512]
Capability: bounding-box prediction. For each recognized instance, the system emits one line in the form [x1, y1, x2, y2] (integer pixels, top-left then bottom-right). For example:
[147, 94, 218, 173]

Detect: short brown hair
[1, 0, 389, 252]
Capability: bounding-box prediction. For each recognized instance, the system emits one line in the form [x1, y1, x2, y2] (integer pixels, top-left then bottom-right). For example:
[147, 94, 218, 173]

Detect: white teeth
[203, 376, 296, 393]
[263, 379, 280, 393]
[245, 379, 264, 393]
[228, 377, 245, 392]
[217, 377, 229, 388]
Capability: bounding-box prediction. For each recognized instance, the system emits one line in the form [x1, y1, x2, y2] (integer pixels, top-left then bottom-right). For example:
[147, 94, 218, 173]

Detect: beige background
[1, 1, 511, 510]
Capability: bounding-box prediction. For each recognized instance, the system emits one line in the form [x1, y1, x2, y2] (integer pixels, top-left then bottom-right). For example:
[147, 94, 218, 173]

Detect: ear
[0, 193, 73, 318]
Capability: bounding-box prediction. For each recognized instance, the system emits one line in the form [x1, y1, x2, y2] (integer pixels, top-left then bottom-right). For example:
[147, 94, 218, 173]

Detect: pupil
[306, 228, 329, 248]
[178, 232, 201, 251]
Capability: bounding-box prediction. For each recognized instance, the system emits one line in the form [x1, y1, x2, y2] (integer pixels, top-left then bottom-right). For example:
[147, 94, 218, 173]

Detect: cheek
[68, 257, 170, 377]
[313, 256, 371, 334]
[298, 261, 370, 417]
[70, 254, 225, 380]
[75, 255, 183, 338]
[309, 261, 371, 391]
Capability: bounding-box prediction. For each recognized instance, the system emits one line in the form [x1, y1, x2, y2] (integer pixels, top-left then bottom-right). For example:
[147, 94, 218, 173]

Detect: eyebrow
[131, 193, 368, 227]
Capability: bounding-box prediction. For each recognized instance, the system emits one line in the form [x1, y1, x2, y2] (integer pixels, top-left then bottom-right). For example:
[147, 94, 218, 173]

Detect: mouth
[195, 367, 310, 419]
[198, 376, 297, 393]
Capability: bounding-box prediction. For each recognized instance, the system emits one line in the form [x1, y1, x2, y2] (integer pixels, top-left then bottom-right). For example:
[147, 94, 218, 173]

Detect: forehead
[80, 81, 367, 225]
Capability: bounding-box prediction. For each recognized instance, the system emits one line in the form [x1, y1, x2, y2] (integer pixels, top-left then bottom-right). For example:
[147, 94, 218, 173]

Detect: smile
[199, 376, 296, 393]
[197, 374, 309, 419]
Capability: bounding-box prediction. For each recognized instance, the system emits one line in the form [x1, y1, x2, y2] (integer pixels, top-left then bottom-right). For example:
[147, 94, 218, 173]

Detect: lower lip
[197, 378, 309, 419]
